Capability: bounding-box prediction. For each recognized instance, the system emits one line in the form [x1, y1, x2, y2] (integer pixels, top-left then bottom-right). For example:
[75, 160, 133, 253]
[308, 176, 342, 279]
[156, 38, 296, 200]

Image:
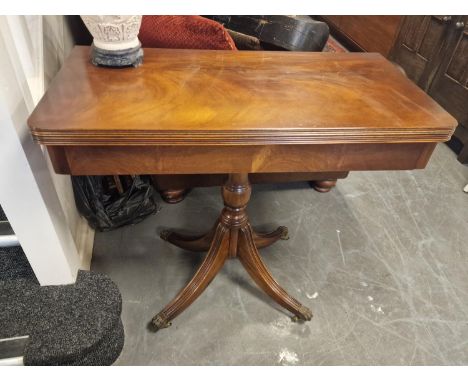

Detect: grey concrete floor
[92, 143, 468, 365]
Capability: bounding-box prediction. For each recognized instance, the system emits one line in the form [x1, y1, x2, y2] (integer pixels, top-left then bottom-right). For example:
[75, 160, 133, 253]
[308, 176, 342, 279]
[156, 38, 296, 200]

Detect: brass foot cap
[160, 230, 171, 241]
[151, 314, 172, 330]
[292, 306, 313, 322]
[280, 226, 289, 240]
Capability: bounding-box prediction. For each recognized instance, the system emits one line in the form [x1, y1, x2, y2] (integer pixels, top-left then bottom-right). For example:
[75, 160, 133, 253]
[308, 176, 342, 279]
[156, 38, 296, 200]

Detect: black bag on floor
[72, 175, 158, 231]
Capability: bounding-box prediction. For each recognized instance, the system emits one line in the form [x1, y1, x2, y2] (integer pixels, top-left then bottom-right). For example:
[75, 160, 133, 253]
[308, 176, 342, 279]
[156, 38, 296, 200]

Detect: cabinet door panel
[390, 16, 451, 89]
[402, 16, 427, 50]
[445, 31, 468, 86]
[419, 17, 448, 58]
[429, 16, 468, 126]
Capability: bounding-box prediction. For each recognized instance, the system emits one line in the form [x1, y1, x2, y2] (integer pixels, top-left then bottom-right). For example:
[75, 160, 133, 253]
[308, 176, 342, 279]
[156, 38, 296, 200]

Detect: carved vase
[80, 15, 144, 67]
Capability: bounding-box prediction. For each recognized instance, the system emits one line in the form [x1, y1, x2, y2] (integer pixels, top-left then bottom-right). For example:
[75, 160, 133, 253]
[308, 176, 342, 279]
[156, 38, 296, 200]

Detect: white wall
[0, 15, 94, 285]
[42, 16, 95, 271]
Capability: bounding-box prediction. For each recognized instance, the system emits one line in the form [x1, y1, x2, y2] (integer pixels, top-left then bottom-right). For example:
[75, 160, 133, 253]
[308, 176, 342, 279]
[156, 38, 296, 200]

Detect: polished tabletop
[28, 46, 456, 146]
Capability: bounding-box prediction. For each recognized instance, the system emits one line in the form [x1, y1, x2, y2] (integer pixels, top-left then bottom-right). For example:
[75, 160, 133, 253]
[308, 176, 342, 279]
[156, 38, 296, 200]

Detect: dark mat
[0, 205, 37, 283]
[0, 246, 37, 283]
[1, 204, 124, 365]
[71, 318, 124, 366]
[0, 271, 124, 365]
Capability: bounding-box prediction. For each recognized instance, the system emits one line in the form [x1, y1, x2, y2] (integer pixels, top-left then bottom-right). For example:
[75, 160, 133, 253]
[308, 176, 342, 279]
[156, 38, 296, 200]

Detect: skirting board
[75, 216, 94, 271]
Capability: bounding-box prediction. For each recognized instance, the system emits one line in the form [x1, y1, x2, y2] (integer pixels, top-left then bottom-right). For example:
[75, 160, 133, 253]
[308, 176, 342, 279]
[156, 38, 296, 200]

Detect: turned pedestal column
[151, 173, 312, 330]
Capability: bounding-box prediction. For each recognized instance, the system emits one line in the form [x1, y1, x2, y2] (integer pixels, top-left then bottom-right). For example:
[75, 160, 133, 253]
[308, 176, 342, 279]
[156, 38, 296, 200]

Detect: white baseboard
[74, 216, 95, 271]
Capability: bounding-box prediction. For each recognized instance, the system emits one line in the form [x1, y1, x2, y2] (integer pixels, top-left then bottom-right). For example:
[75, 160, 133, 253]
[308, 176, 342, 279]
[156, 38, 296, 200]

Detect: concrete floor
[92, 143, 468, 365]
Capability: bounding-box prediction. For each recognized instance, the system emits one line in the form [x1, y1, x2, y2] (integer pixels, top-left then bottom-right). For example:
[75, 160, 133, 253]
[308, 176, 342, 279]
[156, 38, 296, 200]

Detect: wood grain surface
[47, 142, 436, 175]
[28, 46, 457, 146]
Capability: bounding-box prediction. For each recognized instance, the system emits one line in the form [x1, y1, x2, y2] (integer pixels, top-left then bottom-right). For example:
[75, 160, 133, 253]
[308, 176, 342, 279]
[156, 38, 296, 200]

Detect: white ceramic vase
[80, 15, 144, 67]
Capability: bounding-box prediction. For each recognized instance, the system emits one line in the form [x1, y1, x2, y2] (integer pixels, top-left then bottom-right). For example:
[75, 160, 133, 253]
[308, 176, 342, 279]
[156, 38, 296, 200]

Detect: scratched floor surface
[92, 143, 468, 365]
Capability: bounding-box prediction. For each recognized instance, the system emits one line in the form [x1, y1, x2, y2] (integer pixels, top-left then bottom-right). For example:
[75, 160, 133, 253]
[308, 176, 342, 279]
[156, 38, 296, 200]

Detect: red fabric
[139, 16, 237, 50]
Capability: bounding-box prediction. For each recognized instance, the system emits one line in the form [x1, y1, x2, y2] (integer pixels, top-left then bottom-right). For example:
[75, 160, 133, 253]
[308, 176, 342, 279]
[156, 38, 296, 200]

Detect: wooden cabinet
[428, 16, 468, 128]
[389, 16, 453, 89]
[321, 16, 403, 56]
[390, 16, 468, 163]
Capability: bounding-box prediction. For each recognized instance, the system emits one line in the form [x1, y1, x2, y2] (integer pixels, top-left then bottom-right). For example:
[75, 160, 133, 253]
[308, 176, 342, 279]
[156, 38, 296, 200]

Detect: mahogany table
[28, 46, 457, 330]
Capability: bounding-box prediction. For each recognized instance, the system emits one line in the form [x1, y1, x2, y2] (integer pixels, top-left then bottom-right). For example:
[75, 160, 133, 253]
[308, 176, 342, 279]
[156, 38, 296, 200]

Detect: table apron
[47, 142, 437, 175]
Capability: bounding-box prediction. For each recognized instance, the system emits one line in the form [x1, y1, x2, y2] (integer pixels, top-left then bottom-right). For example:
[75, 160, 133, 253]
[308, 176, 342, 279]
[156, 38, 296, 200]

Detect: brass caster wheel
[151, 313, 172, 331]
[280, 226, 289, 240]
[291, 306, 313, 322]
[160, 230, 171, 241]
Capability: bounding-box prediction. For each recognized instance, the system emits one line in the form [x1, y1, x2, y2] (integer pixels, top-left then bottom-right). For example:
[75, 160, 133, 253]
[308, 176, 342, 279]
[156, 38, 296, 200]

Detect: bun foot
[159, 189, 190, 204]
[310, 179, 337, 193]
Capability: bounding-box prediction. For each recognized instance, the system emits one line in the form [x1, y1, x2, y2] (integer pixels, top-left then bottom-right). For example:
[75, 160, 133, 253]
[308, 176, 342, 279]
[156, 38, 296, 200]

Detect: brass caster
[280, 226, 289, 240]
[160, 230, 171, 241]
[291, 306, 313, 322]
[151, 313, 172, 331]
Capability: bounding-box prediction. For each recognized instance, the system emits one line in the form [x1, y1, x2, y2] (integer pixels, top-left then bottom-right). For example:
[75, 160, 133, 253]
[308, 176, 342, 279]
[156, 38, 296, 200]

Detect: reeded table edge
[29, 126, 456, 145]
